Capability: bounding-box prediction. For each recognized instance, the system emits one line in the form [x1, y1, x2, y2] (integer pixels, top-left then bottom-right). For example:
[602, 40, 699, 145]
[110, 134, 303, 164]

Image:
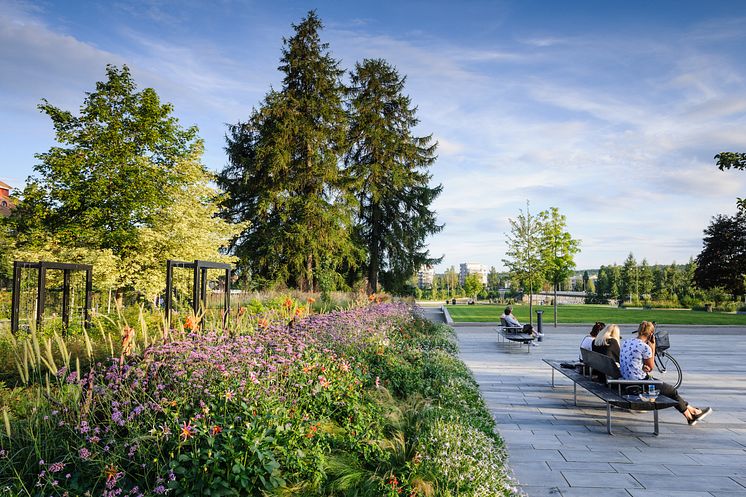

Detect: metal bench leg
[574, 383, 577, 406]
[551, 368, 555, 388]
[607, 403, 612, 435]
[654, 409, 659, 436]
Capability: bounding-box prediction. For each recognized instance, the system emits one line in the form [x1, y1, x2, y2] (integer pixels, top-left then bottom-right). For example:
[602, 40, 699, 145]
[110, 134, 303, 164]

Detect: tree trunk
[305, 254, 314, 293]
[554, 281, 558, 327]
[115, 287, 125, 309]
[528, 283, 533, 327]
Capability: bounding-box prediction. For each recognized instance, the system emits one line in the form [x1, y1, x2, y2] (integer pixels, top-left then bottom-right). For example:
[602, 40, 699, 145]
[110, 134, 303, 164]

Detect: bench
[497, 317, 535, 352]
[543, 349, 679, 435]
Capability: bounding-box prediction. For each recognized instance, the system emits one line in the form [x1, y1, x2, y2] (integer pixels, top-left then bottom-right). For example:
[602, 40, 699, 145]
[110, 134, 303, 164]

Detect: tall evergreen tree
[639, 258, 653, 298]
[219, 11, 354, 290]
[345, 58, 442, 293]
[487, 266, 500, 291]
[620, 252, 638, 302]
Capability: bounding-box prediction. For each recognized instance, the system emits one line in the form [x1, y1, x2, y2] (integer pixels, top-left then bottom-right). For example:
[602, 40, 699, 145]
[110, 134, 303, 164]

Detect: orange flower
[368, 293, 376, 302]
[257, 317, 269, 328]
[318, 376, 331, 388]
[307, 297, 316, 304]
[211, 425, 222, 436]
[180, 421, 194, 440]
[283, 297, 294, 309]
[121, 326, 135, 356]
[184, 316, 199, 331]
[295, 306, 303, 316]
[237, 306, 246, 316]
[104, 464, 119, 482]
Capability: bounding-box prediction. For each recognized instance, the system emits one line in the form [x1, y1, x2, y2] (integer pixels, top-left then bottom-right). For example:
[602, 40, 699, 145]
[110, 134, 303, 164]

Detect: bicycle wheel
[654, 352, 682, 389]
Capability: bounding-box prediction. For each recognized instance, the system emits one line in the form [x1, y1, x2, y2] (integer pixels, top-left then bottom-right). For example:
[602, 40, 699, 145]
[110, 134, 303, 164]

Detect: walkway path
[454, 323, 746, 497]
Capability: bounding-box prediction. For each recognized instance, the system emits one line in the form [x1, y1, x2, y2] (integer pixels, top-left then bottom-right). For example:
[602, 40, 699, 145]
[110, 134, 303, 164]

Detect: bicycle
[652, 324, 683, 389]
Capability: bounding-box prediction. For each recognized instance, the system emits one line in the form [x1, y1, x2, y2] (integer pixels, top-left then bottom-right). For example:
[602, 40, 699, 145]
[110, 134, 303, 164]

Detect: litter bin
[536, 310, 544, 342]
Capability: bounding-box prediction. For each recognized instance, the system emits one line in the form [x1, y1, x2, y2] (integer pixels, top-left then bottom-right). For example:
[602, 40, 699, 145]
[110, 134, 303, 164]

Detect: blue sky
[2, 0, 746, 272]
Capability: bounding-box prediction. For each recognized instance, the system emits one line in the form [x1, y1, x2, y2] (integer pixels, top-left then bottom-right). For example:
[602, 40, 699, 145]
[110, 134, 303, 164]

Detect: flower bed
[0, 303, 518, 496]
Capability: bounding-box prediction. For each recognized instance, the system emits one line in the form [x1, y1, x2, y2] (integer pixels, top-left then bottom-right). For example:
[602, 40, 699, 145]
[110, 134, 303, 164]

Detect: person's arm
[505, 315, 521, 327]
[642, 338, 655, 373]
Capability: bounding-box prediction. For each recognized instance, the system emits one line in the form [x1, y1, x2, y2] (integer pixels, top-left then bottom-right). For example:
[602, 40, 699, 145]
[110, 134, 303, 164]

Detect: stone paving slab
[452, 323, 746, 497]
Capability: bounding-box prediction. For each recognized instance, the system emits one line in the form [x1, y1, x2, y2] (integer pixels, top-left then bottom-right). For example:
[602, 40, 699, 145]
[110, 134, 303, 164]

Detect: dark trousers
[657, 381, 688, 413]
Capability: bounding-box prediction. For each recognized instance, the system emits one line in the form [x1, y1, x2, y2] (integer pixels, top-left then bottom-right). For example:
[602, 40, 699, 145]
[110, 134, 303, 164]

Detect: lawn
[445, 304, 746, 326]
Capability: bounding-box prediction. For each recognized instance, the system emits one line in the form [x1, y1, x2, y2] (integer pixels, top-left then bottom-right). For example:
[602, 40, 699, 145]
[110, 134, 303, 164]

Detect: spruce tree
[219, 11, 354, 290]
[345, 58, 442, 293]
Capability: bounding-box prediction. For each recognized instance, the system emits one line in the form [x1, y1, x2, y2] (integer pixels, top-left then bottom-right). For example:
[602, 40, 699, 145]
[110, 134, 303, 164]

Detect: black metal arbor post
[165, 259, 232, 328]
[10, 260, 93, 334]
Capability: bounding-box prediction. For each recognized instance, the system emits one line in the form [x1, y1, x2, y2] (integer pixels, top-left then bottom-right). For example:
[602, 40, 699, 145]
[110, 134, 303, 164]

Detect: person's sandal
[688, 407, 712, 426]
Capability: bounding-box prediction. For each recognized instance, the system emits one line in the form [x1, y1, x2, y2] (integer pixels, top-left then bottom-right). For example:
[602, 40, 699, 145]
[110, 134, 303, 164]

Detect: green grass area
[445, 304, 746, 326]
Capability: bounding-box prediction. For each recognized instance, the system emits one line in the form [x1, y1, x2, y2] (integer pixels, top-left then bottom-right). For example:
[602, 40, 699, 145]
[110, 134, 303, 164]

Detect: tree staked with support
[503, 201, 545, 326]
[539, 207, 580, 326]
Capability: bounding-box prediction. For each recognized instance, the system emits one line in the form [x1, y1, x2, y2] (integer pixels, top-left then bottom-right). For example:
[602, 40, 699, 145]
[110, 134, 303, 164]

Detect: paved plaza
[447, 315, 746, 497]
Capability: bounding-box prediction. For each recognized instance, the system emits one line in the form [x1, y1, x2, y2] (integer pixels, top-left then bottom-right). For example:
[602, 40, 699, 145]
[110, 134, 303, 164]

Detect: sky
[1, 0, 746, 272]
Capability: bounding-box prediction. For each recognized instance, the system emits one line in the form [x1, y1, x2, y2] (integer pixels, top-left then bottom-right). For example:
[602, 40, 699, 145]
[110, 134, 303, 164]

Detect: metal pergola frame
[165, 259, 232, 328]
[10, 260, 93, 334]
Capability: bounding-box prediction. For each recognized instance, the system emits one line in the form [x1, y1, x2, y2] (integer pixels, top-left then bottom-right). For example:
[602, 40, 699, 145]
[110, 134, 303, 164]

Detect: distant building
[0, 181, 14, 217]
[417, 265, 435, 289]
[459, 262, 488, 286]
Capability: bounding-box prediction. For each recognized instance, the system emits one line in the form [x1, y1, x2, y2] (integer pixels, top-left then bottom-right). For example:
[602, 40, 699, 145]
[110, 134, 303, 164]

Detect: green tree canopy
[463, 273, 485, 299]
[345, 58, 442, 293]
[219, 11, 355, 291]
[538, 207, 580, 325]
[503, 201, 545, 323]
[694, 212, 746, 296]
[715, 152, 746, 211]
[620, 252, 638, 302]
[7, 65, 237, 300]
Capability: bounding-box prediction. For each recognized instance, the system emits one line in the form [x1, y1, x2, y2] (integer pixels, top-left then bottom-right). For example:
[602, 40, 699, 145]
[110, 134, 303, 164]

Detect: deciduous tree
[694, 212, 746, 296]
[7, 65, 236, 301]
[503, 201, 545, 325]
[539, 207, 580, 326]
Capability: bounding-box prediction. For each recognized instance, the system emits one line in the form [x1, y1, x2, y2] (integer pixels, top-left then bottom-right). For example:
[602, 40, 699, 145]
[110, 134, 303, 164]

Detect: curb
[441, 305, 454, 326]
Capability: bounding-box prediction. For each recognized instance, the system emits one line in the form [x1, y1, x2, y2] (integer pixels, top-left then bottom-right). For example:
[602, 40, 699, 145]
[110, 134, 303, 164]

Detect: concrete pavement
[453, 322, 746, 497]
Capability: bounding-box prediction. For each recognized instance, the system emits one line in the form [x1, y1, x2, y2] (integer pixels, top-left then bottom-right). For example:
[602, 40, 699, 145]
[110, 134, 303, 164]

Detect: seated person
[500, 306, 521, 328]
[580, 321, 605, 360]
[620, 321, 712, 426]
[592, 323, 621, 363]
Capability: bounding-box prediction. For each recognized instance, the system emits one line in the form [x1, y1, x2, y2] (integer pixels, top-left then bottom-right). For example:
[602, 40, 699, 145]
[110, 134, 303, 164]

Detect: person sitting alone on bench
[580, 321, 605, 361]
[620, 321, 712, 426]
[593, 323, 621, 363]
[500, 306, 521, 328]
[500, 306, 537, 341]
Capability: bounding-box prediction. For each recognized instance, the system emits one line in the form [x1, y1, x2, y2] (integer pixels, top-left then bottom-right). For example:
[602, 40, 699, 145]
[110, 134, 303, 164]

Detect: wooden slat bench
[497, 317, 535, 352]
[543, 349, 679, 435]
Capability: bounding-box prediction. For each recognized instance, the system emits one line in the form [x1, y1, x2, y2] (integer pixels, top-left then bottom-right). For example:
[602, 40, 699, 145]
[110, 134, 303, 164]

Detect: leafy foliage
[695, 212, 746, 296]
[715, 151, 746, 211]
[7, 65, 238, 300]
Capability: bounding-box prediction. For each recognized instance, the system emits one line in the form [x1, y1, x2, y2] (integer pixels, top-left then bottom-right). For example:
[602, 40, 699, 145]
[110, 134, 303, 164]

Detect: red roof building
[0, 181, 14, 217]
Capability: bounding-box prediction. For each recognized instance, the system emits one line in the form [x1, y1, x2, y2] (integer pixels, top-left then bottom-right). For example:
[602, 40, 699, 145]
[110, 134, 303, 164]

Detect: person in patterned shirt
[620, 321, 712, 426]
